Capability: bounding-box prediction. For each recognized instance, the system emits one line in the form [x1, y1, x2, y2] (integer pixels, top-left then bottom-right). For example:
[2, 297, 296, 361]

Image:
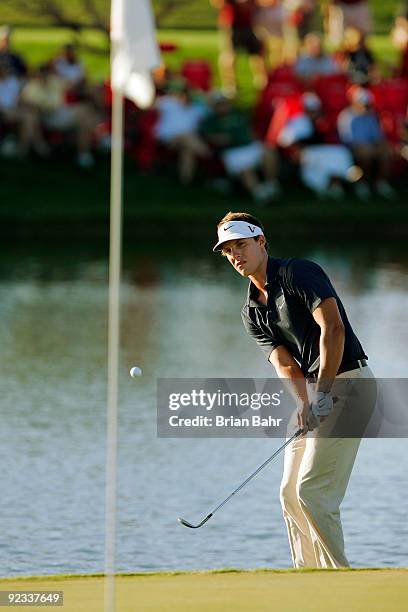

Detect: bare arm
[312, 297, 345, 393]
[269, 345, 311, 431]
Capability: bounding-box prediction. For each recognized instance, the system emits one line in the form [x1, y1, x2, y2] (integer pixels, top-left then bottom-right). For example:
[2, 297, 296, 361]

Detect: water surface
[1, 243, 407, 575]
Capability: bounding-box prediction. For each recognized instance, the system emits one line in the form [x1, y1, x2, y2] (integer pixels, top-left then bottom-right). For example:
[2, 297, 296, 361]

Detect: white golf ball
[130, 366, 142, 378]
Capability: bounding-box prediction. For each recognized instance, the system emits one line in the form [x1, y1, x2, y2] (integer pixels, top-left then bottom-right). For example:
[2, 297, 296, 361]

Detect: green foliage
[0, 0, 217, 29]
[0, 0, 109, 27]
[1, 157, 407, 238]
[0, 0, 402, 33]
[153, 0, 218, 28]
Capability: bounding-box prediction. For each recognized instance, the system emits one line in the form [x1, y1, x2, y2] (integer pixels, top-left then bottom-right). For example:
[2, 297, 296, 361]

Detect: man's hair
[217, 211, 268, 251]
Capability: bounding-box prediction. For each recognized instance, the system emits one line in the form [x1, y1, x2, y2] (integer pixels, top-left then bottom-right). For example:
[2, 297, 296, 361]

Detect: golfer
[213, 211, 376, 568]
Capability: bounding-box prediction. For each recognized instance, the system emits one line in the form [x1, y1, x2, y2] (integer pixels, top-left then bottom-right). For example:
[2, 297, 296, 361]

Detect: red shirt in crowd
[217, 0, 256, 29]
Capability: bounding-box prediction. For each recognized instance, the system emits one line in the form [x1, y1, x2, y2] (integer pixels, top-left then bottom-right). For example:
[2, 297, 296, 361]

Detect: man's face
[221, 237, 265, 277]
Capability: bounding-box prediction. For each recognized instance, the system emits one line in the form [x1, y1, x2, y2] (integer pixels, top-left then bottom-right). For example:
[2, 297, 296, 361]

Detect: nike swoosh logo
[224, 225, 234, 231]
[248, 225, 254, 232]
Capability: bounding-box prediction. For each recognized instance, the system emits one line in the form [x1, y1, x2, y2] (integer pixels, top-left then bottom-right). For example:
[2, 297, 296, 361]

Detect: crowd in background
[212, 0, 376, 96]
[1, 0, 408, 201]
[0, 26, 104, 168]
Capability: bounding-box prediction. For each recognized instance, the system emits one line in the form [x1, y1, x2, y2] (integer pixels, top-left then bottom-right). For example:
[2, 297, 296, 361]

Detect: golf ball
[130, 366, 142, 378]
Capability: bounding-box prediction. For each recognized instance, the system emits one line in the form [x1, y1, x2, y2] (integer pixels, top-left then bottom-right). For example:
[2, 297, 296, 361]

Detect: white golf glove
[311, 391, 333, 418]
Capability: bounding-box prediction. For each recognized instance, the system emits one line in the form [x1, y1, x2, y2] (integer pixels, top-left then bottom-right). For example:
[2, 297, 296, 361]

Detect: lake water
[1, 243, 407, 576]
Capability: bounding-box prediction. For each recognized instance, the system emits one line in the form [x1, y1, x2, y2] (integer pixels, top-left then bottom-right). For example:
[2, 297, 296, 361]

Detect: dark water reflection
[0, 241, 407, 575]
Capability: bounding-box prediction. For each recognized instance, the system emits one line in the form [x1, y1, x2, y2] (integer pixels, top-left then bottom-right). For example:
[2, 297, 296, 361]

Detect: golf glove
[311, 391, 333, 418]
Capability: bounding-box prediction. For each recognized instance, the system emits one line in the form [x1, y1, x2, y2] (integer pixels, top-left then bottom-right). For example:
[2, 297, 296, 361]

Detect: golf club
[178, 427, 303, 529]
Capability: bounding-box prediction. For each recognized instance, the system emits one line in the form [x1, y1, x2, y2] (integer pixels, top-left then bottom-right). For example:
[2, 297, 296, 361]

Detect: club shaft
[210, 429, 302, 517]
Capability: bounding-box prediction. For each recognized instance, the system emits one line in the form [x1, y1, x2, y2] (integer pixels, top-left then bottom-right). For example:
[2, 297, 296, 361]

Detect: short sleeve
[241, 309, 281, 360]
[285, 259, 337, 313]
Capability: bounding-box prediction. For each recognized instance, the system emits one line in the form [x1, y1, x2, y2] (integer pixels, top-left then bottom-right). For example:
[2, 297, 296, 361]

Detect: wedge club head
[178, 514, 213, 529]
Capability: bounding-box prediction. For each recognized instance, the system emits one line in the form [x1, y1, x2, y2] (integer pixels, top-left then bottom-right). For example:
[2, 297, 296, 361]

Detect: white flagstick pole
[105, 42, 124, 612]
[105, 2, 160, 608]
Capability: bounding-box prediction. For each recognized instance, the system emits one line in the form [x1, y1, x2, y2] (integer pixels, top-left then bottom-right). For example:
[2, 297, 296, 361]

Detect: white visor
[213, 220, 264, 252]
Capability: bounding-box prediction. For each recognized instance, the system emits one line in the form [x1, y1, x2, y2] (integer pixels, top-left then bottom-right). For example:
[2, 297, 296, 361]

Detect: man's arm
[312, 297, 345, 393]
[269, 345, 311, 431]
[242, 305, 312, 431]
[285, 259, 345, 394]
[269, 297, 345, 428]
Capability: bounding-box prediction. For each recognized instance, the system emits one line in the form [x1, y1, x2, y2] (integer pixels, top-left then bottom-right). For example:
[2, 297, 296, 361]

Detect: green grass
[1, 0, 401, 32]
[12, 27, 109, 81]
[0, 0, 219, 29]
[3, 566, 407, 579]
[0, 569, 407, 612]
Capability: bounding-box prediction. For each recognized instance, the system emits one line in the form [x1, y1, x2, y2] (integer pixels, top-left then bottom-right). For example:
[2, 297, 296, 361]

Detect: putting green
[0, 569, 407, 611]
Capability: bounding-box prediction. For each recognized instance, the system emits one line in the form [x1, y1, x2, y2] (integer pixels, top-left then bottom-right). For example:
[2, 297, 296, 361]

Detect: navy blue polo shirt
[241, 256, 367, 376]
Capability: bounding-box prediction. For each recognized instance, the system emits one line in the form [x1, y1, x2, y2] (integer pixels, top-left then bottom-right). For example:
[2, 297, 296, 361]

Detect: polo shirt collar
[246, 256, 279, 307]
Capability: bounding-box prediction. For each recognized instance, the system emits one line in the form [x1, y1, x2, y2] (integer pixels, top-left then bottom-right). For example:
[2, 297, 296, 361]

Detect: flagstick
[105, 83, 124, 612]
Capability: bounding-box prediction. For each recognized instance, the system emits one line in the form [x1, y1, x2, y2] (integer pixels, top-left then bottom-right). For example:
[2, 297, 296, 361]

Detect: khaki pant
[280, 365, 376, 568]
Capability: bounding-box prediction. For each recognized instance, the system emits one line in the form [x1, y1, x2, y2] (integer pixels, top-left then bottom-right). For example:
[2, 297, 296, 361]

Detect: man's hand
[297, 402, 317, 433]
[311, 391, 333, 418]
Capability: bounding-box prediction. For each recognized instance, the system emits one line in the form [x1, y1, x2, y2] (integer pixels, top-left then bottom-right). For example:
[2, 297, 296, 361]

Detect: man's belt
[306, 359, 367, 382]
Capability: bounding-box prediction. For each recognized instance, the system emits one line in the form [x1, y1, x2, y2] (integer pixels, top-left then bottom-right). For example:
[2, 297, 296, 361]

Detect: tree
[2, 0, 200, 33]
[3, 0, 109, 53]
[2, 0, 214, 52]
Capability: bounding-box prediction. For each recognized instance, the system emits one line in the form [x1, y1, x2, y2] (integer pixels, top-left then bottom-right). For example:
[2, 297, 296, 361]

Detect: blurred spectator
[401, 107, 408, 162]
[52, 43, 96, 108]
[20, 64, 98, 167]
[0, 62, 20, 118]
[326, 0, 373, 47]
[154, 81, 210, 184]
[282, 0, 317, 61]
[210, 0, 267, 97]
[53, 44, 86, 87]
[294, 32, 338, 81]
[340, 27, 377, 85]
[253, 0, 285, 68]
[181, 59, 212, 92]
[152, 65, 173, 96]
[200, 92, 280, 202]
[277, 92, 358, 198]
[391, 5, 408, 77]
[0, 61, 22, 156]
[0, 25, 27, 77]
[338, 87, 395, 199]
